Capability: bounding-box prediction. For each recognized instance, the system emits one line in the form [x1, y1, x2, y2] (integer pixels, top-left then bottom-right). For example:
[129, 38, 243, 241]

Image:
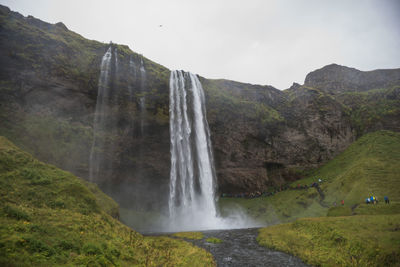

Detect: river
[161, 228, 309, 267]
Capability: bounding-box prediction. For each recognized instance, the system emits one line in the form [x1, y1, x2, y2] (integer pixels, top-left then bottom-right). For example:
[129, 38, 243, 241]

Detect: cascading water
[127, 55, 137, 134]
[89, 49, 258, 232]
[168, 70, 219, 230]
[128, 55, 136, 101]
[168, 70, 261, 232]
[89, 47, 113, 182]
[139, 58, 146, 136]
[114, 48, 119, 74]
[127, 55, 146, 136]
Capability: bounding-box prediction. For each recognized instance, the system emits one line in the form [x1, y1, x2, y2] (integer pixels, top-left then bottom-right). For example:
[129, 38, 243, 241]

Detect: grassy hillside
[0, 136, 215, 266]
[219, 130, 400, 224]
[258, 214, 400, 266]
[254, 130, 400, 266]
[304, 130, 400, 206]
[218, 188, 326, 224]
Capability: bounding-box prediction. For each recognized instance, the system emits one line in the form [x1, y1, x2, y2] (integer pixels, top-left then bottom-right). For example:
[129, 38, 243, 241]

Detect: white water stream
[168, 70, 258, 231]
[89, 47, 113, 182]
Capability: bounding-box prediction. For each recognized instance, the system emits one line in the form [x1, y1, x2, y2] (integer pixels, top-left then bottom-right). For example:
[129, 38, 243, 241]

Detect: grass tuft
[206, 237, 222, 244]
[172, 232, 204, 240]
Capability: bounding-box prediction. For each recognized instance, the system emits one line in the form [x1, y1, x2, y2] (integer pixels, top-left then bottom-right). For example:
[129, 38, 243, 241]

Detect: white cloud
[1, 0, 399, 89]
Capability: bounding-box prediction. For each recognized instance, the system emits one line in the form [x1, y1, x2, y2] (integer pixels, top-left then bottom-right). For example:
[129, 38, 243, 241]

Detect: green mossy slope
[0, 136, 215, 266]
[218, 187, 326, 224]
[337, 86, 400, 136]
[219, 130, 400, 223]
[202, 78, 283, 124]
[258, 214, 400, 266]
[305, 130, 400, 206]
[255, 131, 400, 266]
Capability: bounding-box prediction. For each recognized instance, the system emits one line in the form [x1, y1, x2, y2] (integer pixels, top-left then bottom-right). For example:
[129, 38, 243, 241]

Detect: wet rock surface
[187, 228, 309, 267]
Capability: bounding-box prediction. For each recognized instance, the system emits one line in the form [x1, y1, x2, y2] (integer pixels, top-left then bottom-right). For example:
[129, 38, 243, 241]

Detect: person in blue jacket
[384, 196, 389, 204]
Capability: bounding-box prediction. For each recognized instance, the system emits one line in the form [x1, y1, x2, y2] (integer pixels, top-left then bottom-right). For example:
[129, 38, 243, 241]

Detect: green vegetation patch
[0, 112, 94, 176]
[308, 130, 400, 206]
[354, 203, 400, 216]
[219, 187, 327, 225]
[206, 237, 222, 244]
[0, 136, 215, 266]
[172, 231, 204, 240]
[337, 86, 400, 136]
[327, 206, 352, 217]
[258, 214, 400, 266]
[2, 205, 31, 221]
[202, 79, 283, 125]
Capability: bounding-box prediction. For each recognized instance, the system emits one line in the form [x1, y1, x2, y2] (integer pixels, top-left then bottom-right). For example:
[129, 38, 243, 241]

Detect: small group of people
[366, 196, 378, 204]
[365, 195, 390, 204]
[333, 200, 345, 206]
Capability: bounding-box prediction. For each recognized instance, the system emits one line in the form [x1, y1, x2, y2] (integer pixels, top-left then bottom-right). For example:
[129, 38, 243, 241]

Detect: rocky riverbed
[167, 228, 309, 267]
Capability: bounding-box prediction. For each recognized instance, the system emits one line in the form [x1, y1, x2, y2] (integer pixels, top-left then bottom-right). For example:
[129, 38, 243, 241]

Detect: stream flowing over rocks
[173, 228, 309, 267]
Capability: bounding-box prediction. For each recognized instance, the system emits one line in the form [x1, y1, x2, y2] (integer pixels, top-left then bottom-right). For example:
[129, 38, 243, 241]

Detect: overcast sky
[2, 0, 400, 89]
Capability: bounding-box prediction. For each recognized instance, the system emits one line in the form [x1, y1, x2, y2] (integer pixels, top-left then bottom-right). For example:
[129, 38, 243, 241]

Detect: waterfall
[139, 57, 146, 136]
[168, 70, 219, 230]
[114, 48, 119, 74]
[128, 55, 136, 101]
[127, 56, 146, 136]
[89, 46, 117, 182]
[89, 50, 257, 231]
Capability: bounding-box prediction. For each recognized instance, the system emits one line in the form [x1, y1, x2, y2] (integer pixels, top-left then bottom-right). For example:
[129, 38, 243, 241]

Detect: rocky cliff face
[1, 5, 399, 209]
[203, 78, 356, 193]
[0, 5, 171, 210]
[304, 64, 400, 94]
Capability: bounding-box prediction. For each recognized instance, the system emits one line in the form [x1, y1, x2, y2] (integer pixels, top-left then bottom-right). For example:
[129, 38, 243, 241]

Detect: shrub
[20, 167, 52, 185]
[3, 205, 30, 221]
[20, 168, 41, 180]
[29, 224, 48, 234]
[49, 199, 65, 209]
[20, 236, 55, 257]
[30, 178, 51, 186]
[110, 247, 120, 258]
[83, 242, 102, 255]
[57, 240, 80, 253]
